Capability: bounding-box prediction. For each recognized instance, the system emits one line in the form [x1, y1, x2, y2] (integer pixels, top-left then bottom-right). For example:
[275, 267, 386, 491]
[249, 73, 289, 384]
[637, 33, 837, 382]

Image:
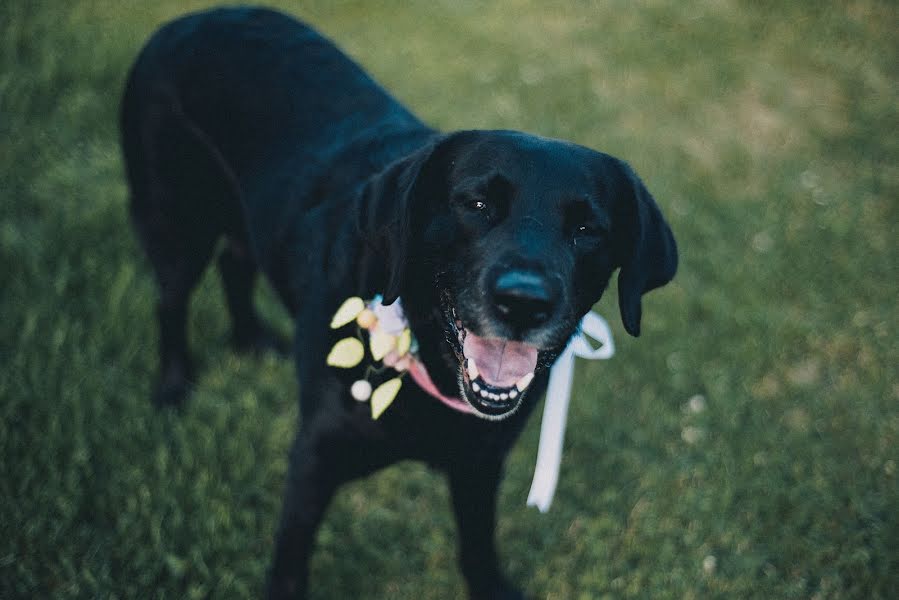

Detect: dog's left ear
[614, 160, 678, 337]
[355, 135, 453, 305]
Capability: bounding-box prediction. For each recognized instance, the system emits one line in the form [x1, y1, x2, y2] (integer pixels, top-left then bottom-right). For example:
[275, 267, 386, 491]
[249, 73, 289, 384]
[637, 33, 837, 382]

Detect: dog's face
[360, 130, 677, 420]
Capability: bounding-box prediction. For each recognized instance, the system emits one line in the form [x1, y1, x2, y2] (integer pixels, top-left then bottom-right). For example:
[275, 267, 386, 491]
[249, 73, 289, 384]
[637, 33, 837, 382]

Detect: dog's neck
[402, 295, 461, 400]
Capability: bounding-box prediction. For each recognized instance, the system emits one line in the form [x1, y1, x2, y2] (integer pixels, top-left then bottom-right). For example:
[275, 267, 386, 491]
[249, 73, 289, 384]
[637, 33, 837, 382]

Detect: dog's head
[358, 130, 677, 420]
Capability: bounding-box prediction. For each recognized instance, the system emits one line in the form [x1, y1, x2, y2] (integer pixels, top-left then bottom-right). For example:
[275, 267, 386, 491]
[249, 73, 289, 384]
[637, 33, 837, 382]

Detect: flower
[351, 380, 372, 401]
[370, 296, 407, 334]
[327, 295, 417, 420]
[356, 308, 377, 329]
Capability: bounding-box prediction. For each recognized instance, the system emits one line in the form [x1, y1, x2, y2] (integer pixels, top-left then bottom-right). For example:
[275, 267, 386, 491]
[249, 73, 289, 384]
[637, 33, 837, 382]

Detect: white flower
[350, 380, 372, 401]
[370, 296, 407, 335]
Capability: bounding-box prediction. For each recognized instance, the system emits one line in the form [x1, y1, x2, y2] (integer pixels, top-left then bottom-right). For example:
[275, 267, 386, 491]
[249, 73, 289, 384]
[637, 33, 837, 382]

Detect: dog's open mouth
[447, 307, 539, 420]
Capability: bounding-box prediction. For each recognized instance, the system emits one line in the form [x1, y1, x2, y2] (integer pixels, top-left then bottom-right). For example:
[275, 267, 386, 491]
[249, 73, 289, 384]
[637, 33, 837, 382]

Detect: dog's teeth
[466, 358, 479, 380]
[472, 381, 480, 392]
[509, 389, 518, 399]
[479, 389, 490, 399]
[500, 393, 508, 400]
[515, 372, 534, 391]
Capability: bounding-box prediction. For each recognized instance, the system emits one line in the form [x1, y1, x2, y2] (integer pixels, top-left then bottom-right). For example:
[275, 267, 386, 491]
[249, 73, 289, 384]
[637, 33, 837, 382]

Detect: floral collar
[327, 294, 476, 418]
[326, 294, 616, 511]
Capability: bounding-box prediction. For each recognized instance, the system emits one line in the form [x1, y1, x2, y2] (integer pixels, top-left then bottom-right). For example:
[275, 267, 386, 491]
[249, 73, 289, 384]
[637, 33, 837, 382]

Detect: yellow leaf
[326, 337, 365, 368]
[330, 297, 365, 329]
[396, 328, 412, 356]
[371, 378, 402, 419]
[369, 331, 396, 361]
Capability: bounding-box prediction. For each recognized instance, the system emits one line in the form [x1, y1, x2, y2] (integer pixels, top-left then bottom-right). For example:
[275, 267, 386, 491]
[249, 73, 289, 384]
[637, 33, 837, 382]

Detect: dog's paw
[265, 572, 306, 600]
[469, 578, 527, 600]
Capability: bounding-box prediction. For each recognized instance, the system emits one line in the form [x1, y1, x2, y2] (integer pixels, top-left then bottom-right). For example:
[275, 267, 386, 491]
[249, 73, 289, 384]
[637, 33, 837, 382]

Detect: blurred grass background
[1, 0, 896, 598]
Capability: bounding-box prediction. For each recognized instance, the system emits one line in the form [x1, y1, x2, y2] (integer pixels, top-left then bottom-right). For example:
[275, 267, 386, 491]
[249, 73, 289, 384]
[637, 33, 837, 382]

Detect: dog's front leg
[266, 430, 336, 600]
[267, 410, 391, 600]
[448, 460, 525, 600]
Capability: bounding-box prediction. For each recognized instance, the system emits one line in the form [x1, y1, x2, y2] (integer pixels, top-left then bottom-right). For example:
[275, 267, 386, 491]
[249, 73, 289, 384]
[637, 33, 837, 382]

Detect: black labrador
[121, 7, 677, 599]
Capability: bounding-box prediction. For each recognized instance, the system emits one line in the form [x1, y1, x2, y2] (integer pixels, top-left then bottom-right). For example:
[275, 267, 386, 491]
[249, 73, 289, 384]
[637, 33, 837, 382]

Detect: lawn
[1, 1, 896, 598]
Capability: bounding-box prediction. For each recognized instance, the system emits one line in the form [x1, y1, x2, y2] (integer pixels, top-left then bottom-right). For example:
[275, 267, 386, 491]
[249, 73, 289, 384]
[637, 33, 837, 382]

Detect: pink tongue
[463, 332, 539, 388]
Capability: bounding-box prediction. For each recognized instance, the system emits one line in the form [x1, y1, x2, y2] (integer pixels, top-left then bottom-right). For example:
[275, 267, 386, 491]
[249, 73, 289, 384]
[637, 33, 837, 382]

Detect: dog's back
[122, 7, 431, 281]
[123, 7, 424, 182]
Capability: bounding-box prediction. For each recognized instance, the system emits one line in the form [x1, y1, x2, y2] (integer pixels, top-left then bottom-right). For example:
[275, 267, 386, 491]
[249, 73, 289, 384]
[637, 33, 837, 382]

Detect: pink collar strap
[408, 357, 475, 415]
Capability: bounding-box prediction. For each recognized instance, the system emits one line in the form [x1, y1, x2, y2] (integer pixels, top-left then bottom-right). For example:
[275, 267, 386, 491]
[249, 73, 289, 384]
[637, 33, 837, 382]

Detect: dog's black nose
[491, 269, 557, 331]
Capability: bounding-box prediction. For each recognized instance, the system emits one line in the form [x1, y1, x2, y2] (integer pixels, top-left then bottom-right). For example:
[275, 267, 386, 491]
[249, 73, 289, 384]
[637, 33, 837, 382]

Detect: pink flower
[382, 350, 400, 367]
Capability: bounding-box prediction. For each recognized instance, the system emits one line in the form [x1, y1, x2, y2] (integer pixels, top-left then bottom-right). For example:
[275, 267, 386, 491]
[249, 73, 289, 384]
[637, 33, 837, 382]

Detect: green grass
[2, 1, 897, 598]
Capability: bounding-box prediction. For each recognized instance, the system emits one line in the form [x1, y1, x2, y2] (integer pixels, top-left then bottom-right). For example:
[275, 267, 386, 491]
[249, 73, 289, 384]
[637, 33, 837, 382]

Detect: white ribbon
[526, 311, 615, 512]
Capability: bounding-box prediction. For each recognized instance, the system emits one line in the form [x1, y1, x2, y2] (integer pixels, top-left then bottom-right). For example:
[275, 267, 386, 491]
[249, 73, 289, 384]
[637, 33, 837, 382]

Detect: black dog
[122, 7, 677, 599]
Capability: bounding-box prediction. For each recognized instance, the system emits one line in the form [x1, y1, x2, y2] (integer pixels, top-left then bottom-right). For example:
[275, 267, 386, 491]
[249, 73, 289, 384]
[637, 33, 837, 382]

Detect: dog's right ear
[613, 159, 678, 337]
[355, 135, 453, 305]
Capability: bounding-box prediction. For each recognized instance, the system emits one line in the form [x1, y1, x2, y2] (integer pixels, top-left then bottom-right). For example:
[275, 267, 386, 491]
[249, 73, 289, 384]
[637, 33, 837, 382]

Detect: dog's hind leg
[130, 183, 218, 408]
[217, 240, 289, 356]
[124, 90, 225, 407]
[150, 240, 216, 407]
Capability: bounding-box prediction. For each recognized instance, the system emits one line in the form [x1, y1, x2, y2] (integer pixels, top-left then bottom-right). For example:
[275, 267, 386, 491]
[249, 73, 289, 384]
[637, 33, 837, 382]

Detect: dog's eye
[574, 223, 597, 236]
[452, 191, 494, 222]
[566, 199, 604, 242]
[572, 221, 605, 248]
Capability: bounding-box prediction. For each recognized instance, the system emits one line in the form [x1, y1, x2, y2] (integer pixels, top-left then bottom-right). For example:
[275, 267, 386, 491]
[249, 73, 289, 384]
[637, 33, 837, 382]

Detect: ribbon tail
[526, 344, 575, 513]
